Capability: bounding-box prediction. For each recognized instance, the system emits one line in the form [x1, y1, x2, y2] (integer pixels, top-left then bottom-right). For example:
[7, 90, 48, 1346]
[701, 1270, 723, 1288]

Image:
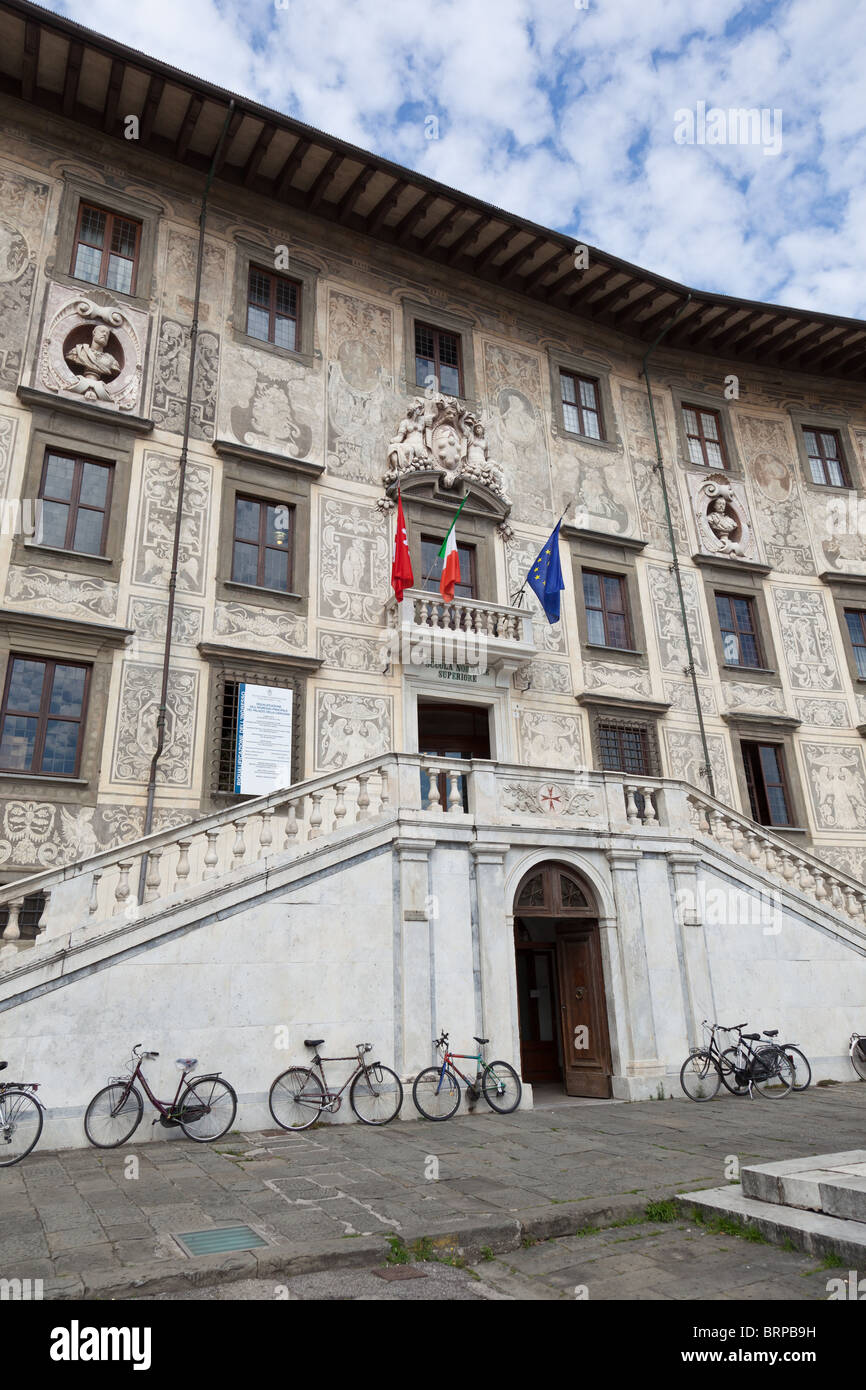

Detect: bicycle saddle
[0, 1061, 7, 1071]
[763, 1029, 779, 1037]
[743, 1033, 760, 1041]
[175, 1057, 197, 1070]
[304, 1039, 324, 1048]
[473, 1036, 489, 1045]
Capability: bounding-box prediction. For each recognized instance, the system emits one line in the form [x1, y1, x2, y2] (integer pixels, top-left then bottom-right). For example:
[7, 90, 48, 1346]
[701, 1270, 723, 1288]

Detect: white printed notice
[234, 683, 294, 795]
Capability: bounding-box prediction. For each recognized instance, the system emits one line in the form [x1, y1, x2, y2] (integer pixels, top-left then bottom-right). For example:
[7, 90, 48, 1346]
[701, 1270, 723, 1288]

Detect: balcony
[385, 588, 536, 684]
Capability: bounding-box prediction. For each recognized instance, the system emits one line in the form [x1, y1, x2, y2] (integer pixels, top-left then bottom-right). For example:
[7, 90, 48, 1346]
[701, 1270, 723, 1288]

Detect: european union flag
[526, 520, 565, 623]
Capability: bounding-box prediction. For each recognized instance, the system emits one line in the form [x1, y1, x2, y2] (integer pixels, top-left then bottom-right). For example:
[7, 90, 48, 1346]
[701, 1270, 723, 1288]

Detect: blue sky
[47, 0, 866, 316]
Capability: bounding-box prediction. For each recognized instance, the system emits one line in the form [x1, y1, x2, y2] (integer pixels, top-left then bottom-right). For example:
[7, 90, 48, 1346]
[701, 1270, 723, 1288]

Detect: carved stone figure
[690, 473, 757, 561]
[384, 393, 511, 507]
[65, 323, 121, 399]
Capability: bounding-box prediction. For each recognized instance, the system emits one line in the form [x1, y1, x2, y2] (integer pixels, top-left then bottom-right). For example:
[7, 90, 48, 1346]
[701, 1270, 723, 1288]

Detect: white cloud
[49, 0, 866, 314]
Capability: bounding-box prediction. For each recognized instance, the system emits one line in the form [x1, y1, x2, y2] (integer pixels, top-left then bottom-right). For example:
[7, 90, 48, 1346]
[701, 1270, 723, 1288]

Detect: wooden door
[556, 929, 612, 1098]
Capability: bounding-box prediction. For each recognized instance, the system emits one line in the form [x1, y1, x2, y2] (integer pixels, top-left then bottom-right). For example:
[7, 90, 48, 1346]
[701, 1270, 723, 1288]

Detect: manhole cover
[372, 1267, 428, 1282]
[173, 1225, 269, 1257]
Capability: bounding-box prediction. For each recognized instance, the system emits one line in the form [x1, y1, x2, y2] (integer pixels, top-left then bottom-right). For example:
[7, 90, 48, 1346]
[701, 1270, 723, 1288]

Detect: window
[415, 322, 462, 396]
[682, 405, 727, 469]
[246, 268, 300, 350]
[420, 534, 476, 599]
[715, 593, 763, 668]
[218, 679, 242, 792]
[561, 371, 602, 440]
[742, 741, 792, 827]
[37, 451, 113, 556]
[844, 609, 866, 678]
[0, 657, 90, 777]
[802, 427, 849, 487]
[597, 723, 650, 775]
[583, 571, 632, 649]
[231, 496, 294, 592]
[71, 202, 141, 296]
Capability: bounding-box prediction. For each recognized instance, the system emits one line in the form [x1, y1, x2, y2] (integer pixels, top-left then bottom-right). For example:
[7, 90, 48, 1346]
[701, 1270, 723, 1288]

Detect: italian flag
[438, 495, 467, 601]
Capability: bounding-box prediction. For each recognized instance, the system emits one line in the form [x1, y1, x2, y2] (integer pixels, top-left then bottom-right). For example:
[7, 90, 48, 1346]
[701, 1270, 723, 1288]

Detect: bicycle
[84, 1044, 237, 1147]
[269, 1040, 403, 1130]
[680, 1022, 794, 1101]
[412, 1032, 522, 1120]
[0, 1060, 44, 1166]
[719, 1030, 811, 1095]
[849, 1032, 866, 1081]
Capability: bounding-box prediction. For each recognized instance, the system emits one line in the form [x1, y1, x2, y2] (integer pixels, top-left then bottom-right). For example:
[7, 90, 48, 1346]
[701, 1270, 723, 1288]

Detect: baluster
[2, 899, 22, 941]
[144, 847, 163, 903]
[425, 765, 441, 811]
[230, 822, 246, 870]
[845, 886, 861, 920]
[113, 862, 132, 915]
[34, 890, 50, 934]
[332, 782, 347, 831]
[174, 839, 191, 888]
[693, 799, 710, 833]
[202, 829, 220, 879]
[641, 787, 658, 827]
[858, 890, 866, 926]
[728, 818, 746, 855]
[259, 807, 275, 855]
[798, 862, 814, 895]
[624, 785, 639, 824]
[813, 870, 828, 902]
[781, 850, 798, 885]
[308, 792, 324, 839]
[356, 775, 370, 822]
[447, 768, 463, 813]
[89, 870, 102, 916]
[378, 771, 390, 814]
[830, 880, 845, 912]
[284, 798, 300, 848]
[746, 831, 764, 872]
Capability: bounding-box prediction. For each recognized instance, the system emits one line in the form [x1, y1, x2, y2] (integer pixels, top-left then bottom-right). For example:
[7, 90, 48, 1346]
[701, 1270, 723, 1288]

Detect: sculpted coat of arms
[383, 394, 512, 508]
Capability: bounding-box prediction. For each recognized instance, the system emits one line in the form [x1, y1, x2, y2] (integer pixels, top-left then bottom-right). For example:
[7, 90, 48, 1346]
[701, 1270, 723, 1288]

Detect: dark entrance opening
[417, 700, 491, 808]
[513, 862, 612, 1097]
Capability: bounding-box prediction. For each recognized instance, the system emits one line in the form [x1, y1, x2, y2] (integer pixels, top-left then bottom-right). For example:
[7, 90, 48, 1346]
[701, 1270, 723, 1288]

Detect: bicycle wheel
[851, 1038, 866, 1082]
[269, 1067, 324, 1130]
[751, 1046, 794, 1099]
[785, 1046, 811, 1092]
[350, 1064, 403, 1126]
[412, 1066, 461, 1120]
[84, 1083, 143, 1148]
[179, 1077, 237, 1141]
[719, 1047, 750, 1096]
[679, 1050, 721, 1101]
[481, 1061, 522, 1114]
[0, 1089, 43, 1166]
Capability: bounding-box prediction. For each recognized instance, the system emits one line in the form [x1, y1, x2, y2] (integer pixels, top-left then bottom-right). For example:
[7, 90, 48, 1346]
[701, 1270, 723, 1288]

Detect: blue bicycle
[412, 1031, 522, 1120]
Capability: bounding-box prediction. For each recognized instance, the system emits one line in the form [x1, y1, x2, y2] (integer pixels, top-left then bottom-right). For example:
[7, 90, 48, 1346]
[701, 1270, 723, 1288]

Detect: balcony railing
[385, 588, 536, 678]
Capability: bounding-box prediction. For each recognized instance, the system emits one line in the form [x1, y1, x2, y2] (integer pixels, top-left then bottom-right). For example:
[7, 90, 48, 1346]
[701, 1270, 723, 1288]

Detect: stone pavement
[2, 1083, 865, 1300]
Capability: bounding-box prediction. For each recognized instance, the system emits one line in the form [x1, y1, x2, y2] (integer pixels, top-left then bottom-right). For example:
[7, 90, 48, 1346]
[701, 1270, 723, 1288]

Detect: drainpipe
[138, 100, 236, 902]
[640, 293, 716, 800]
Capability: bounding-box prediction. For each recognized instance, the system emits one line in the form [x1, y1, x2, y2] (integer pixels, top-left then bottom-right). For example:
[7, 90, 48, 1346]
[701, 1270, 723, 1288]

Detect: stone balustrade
[1, 754, 862, 945]
[687, 790, 866, 930]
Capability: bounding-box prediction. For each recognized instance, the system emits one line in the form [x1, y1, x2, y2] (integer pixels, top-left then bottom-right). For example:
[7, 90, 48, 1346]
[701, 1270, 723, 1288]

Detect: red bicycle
[412, 1031, 522, 1120]
[84, 1044, 237, 1146]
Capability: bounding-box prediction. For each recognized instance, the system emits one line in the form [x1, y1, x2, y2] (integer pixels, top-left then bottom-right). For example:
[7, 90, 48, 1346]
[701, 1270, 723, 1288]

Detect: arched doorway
[513, 862, 612, 1098]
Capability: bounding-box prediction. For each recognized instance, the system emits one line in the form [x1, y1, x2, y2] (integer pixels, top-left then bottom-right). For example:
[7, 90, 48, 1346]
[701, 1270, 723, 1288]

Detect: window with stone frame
[714, 592, 763, 668]
[741, 740, 793, 827]
[590, 714, 660, 778]
[209, 662, 303, 799]
[420, 534, 477, 599]
[71, 202, 142, 296]
[414, 322, 462, 396]
[37, 450, 114, 558]
[801, 427, 851, 488]
[682, 404, 728, 469]
[844, 609, 866, 679]
[246, 267, 301, 351]
[560, 371, 603, 440]
[582, 570, 632, 649]
[230, 495, 294, 593]
[0, 656, 91, 778]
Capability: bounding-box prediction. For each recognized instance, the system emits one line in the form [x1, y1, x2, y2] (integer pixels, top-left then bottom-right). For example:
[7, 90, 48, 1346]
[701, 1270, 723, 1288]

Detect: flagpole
[421, 492, 468, 592]
[510, 507, 569, 606]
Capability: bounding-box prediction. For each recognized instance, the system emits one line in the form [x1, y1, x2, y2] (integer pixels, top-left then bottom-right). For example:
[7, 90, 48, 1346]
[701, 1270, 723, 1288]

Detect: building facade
[0, 2, 865, 1139]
